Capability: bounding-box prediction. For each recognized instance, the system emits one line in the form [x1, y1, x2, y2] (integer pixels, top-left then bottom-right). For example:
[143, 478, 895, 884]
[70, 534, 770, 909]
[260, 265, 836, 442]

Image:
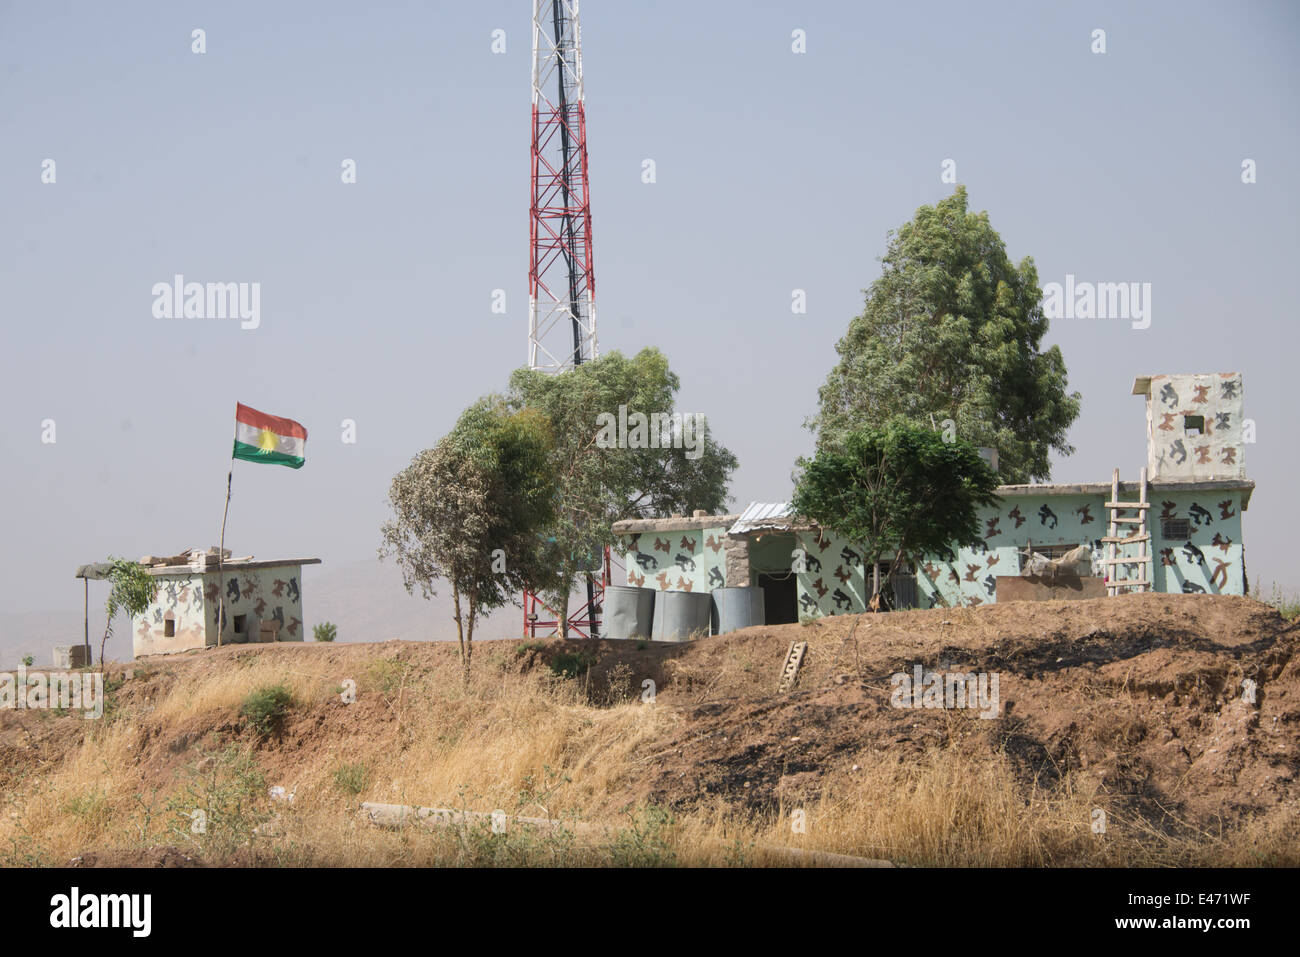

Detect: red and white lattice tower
[528, 0, 597, 373]
[524, 0, 608, 638]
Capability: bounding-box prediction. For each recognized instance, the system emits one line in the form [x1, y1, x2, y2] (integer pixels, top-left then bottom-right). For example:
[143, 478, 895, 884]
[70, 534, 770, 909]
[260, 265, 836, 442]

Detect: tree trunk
[464, 592, 477, 685]
[99, 618, 111, 673]
[451, 584, 468, 685]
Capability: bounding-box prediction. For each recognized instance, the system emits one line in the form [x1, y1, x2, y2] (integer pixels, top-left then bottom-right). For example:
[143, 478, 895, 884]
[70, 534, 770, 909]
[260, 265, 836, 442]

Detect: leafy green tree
[312, 622, 337, 643]
[380, 398, 560, 679]
[507, 348, 737, 634]
[812, 186, 1080, 483]
[20, 655, 33, 667]
[99, 557, 158, 670]
[792, 422, 999, 605]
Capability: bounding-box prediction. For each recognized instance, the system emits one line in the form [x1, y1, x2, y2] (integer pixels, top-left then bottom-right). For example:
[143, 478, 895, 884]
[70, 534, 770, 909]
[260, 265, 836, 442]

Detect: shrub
[549, 650, 596, 680]
[363, 658, 408, 695]
[166, 748, 271, 859]
[606, 804, 677, 867]
[313, 622, 337, 643]
[1267, 585, 1299, 621]
[20, 655, 33, 667]
[602, 662, 635, 705]
[333, 763, 370, 796]
[239, 684, 293, 738]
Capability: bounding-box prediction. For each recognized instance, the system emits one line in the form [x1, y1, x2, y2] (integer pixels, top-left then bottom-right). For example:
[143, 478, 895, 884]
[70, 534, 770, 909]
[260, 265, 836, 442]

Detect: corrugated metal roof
[728, 501, 794, 535]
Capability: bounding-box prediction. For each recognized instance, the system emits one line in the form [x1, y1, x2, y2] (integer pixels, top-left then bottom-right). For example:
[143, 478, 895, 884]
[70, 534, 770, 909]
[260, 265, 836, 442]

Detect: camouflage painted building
[131, 549, 320, 657]
[612, 372, 1253, 626]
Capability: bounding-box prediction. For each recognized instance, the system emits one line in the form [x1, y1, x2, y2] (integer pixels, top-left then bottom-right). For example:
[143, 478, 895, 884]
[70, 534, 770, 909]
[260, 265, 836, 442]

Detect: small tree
[507, 348, 737, 633]
[20, 655, 33, 667]
[312, 622, 337, 643]
[380, 398, 561, 681]
[99, 557, 158, 670]
[792, 422, 999, 607]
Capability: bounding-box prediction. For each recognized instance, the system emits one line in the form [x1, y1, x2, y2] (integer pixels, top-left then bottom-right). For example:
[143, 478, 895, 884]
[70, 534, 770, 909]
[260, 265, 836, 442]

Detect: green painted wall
[617, 528, 727, 592]
[616, 485, 1249, 619]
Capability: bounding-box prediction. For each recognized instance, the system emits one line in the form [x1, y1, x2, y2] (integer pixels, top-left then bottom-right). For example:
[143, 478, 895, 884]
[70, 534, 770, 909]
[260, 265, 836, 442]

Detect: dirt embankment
[2, 593, 1296, 865]
[605, 594, 1298, 828]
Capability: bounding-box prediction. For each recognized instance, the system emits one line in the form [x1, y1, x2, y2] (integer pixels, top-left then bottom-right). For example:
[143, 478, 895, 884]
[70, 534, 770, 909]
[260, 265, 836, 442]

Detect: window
[1184, 414, 1205, 435]
[164, 619, 175, 637]
[1162, 518, 1191, 540]
[1030, 544, 1080, 560]
[234, 614, 247, 634]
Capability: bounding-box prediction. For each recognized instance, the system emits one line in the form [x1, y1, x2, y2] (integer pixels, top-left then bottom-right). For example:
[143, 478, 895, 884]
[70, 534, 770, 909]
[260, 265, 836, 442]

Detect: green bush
[239, 684, 293, 738]
[1267, 585, 1300, 621]
[166, 748, 271, 859]
[20, 655, 33, 667]
[364, 658, 408, 695]
[606, 804, 677, 867]
[333, 763, 370, 796]
[313, 621, 337, 642]
[548, 650, 596, 680]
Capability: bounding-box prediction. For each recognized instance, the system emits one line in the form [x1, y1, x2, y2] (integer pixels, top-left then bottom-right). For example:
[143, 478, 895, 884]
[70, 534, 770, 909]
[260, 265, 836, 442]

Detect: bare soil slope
[2, 593, 1295, 866]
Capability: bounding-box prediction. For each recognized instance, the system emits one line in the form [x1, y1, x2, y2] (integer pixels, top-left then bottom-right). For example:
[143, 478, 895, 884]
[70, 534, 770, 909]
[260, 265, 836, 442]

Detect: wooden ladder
[1102, 467, 1151, 595]
[778, 641, 808, 693]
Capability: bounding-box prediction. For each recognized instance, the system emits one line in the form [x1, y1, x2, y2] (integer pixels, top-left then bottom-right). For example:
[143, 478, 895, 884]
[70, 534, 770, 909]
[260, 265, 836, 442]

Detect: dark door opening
[758, 573, 798, 625]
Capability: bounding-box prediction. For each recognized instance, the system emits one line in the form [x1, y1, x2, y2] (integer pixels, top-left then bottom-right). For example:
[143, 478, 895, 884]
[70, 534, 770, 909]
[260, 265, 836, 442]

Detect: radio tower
[528, 0, 596, 373]
[524, 0, 608, 638]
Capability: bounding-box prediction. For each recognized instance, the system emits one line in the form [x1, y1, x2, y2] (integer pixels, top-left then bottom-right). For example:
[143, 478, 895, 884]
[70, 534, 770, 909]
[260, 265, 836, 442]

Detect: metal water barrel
[652, 591, 712, 642]
[604, 585, 655, 640]
[711, 586, 765, 635]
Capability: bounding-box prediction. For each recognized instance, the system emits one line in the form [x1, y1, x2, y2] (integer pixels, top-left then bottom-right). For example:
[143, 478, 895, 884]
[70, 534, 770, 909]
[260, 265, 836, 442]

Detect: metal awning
[728, 501, 794, 536]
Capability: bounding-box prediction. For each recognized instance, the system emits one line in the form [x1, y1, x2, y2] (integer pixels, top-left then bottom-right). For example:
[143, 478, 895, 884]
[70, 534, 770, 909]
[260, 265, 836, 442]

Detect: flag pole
[218, 448, 234, 648]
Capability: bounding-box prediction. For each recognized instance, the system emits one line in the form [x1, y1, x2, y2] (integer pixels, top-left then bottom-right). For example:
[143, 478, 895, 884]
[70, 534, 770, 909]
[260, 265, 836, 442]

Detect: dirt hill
[1, 593, 1296, 866]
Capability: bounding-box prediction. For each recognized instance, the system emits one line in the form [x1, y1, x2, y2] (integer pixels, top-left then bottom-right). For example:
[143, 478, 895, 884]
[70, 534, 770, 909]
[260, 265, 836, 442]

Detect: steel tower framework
[528, 0, 597, 373]
[524, 0, 608, 639]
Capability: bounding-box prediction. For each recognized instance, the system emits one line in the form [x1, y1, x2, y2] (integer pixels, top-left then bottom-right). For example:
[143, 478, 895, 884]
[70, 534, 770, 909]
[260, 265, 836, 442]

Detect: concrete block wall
[793, 528, 870, 616]
[619, 528, 728, 592]
[1143, 373, 1245, 481]
[133, 563, 308, 657]
[612, 479, 1251, 623]
[914, 488, 1247, 609]
[133, 573, 208, 656]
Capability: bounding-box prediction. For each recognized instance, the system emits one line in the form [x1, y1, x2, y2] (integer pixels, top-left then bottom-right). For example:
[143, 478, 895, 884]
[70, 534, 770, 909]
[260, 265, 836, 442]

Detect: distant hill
[304, 558, 599, 643]
[302, 558, 526, 643]
[0, 607, 132, 670]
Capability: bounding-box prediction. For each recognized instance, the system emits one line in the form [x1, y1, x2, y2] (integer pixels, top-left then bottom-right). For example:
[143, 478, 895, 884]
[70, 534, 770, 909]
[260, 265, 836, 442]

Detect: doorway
[758, 572, 798, 625]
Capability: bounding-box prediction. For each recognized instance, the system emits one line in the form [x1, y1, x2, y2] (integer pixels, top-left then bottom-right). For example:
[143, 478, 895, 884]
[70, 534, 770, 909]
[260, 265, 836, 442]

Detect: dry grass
[0, 638, 1293, 868]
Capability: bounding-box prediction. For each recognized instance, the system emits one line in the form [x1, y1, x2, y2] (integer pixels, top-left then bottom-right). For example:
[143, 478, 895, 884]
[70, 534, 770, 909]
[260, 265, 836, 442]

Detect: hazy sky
[2, 0, 1297, 619]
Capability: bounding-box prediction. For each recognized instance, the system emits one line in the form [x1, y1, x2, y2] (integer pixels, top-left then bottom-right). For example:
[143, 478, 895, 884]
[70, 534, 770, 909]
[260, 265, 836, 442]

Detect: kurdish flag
[233, 403, 307, 469]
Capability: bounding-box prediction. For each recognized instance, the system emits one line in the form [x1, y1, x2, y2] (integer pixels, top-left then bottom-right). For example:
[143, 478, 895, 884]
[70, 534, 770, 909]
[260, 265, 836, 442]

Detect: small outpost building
[131, 547, 320, 657]
[612, 372, 1253, 631]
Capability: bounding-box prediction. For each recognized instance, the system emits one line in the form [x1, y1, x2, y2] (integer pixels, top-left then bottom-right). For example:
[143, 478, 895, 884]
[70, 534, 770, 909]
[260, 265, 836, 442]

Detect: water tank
[711, 587, 765, 635]
[652, 591, 712, 642]
[603, 585, 655, 640]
